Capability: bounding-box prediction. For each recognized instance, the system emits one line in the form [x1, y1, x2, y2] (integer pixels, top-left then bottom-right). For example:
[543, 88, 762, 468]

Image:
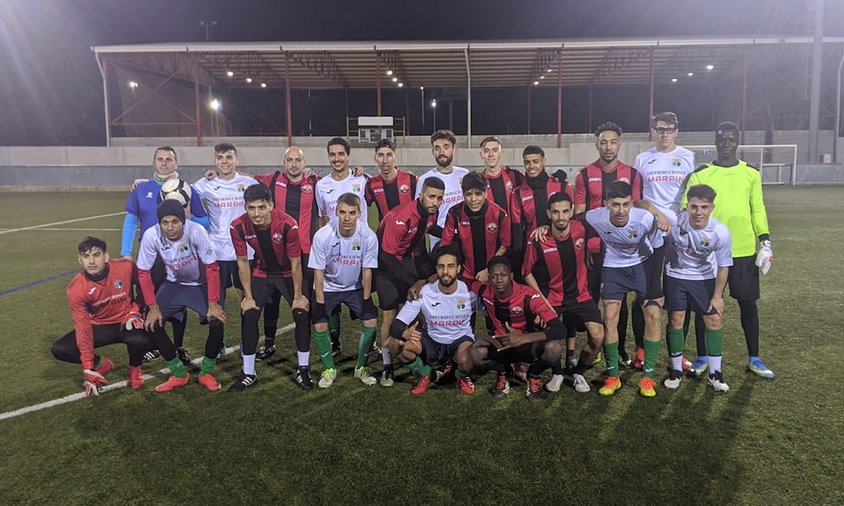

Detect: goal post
[683, 145, 798, 186]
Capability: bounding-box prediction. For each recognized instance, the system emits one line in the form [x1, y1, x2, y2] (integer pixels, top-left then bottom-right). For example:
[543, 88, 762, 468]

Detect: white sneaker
[354, 366, 377, 386]
[707, 372, 730, 393]
[663, 370, 682, 390]
[573, 374, 590, 393]
[318, 368, 337, 388]
[545, 374, 564, 392]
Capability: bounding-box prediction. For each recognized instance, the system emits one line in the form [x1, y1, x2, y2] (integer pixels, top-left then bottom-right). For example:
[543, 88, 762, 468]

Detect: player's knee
[243, 308, 261, 324]
[314, 323, 329, 332]
[703, 314, 722, 330]
[669, 312, 686, 329]
[124, 331, 150, 351]
[469, 343, 488, 365]
[543, 340, 563, 362]
[738, 299, 758, 316]
[50, 340, 68, 361]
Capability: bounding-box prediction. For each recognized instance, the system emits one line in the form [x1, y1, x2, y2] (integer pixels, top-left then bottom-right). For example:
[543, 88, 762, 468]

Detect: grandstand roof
[92, 36, 844, 91]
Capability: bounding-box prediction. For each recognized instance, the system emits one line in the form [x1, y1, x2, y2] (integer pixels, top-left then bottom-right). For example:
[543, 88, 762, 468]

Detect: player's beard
[436, 155, 452, 168]
[439, 275, 456, 288]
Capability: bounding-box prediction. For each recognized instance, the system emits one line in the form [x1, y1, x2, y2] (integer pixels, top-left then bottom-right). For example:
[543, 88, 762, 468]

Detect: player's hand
[292, 295, 309, 311]
[529, 225, 550, 243]
[586, 252, 595, 269]
[655, 210, 671, 233]
[82, 369, 108, 397]
[302, 168, 317, 179]
[131, 178, 148, 191]
[475, 269, 489, 283]
[241, 297, 258, 313]
[755, 240, 773, 275]
[204, 168, 218, 180]
[407, 279, 427, 301]
[145, 304, 163, 332]
[352, 165, 367, 177]
[402, 321, 422, 342]
[125, 312, 144, 331]
[207, 301, 227, 323]
[708, 296, 725, 317]
[121, 255, 134, 262]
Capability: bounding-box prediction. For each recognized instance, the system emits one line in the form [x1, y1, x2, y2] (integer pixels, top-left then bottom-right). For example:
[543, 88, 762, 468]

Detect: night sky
[0, 0, 840, 145]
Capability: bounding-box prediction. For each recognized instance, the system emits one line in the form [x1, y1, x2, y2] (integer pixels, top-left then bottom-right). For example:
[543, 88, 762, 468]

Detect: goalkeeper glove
[755, 240, 773, 275]
[83, 369, 108, 397]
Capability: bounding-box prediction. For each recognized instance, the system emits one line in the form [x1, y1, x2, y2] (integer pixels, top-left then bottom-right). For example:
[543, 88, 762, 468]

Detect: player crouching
[53, 237, 153, 396]
[138, 200, 227, 393]
[470, 257, 564, 402]
[388, 245, 477, 395]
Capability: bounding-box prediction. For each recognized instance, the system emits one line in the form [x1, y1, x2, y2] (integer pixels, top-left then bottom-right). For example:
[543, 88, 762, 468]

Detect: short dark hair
[548, 191, 573, 207]
[243, 183, 273, 204]
[651, 112, 678, 129]
[687, 184, 717, 203]
[433, 243, 462, 265]
[604, 181, 632, 200]
[154, 146, 177, 161]
[374, 138, 396, 153]
[715, 121, 740, 139]
[522, 145, 545, 158]
[422, 176, 445, 192]
[461, 171, 487, 194]
[479, 136, 501, 149]
[487, 255, 511, 273]
[595, 122, 623, 138]
[327, 137, 351, 155]
[431, 129, 456, 146]
[214, 142, 237, 154]
[78, 236, 107, 255]
[336, 192, 361, 209]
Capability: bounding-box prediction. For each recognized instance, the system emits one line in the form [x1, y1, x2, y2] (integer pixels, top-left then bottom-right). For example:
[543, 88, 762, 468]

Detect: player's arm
[634, 199, 670, 233]
[68, 288, 110, 391]
[389, 298, 423, 341]
[709, 266, 729, 316]
[493, 318, 564, 350]
[236, 255, 257, 312]
[573, 171, 587, 215]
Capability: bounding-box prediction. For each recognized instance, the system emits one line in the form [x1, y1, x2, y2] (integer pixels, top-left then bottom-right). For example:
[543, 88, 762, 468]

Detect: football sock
[382, 347, 393, 366]
[455, 368, 466, 378]
[551, 362, 565, 375]
[617, 298, 629, 352]
[527, 360, 550, 376]
[632, 302, 645, 348]
[667, 326, 685, 371]
[643, 339, 660, 378]
[408, 357, 431, 377]
[329, 312, 341, 343]
[356, 327, 377, 368]
[604, 341, 620, 377]
[243, 354, 256, 375]
[313, 329, 335, 369]
[297, 351, 310, 368]
[682, 310, 691, 342]
[738, 300, 760, 357]
[565, 348, 575, 359]
[264, 326, 277, 345]
[695, 312, 707, 356]
[200, 356, 216, 376]
[166, 357, 187, 378]
[171, 312, 187, 348]
[706, 328, 724, 373]
[573, 359, 588, 376]
[292, 308, 310, 354]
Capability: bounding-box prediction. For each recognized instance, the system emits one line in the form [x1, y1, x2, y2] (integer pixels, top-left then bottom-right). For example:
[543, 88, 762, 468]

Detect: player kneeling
[664, 184, 732, 392]
[52, 237, 153, 396]
[138, 201, 227, 393]
[388, 245, 477, 395]
[470, 257, 564, 402]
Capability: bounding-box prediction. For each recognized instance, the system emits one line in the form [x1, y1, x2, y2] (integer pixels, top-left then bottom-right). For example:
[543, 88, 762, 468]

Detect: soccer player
[479, 136, 523, 213]
[316, 137, 369, 227]
[440, 171, 511, 284]
[664, 184, 732, 392]
[512, 145, 573, 238]
[52, 237, 151, 396]
[523, 192, 606, 393]
[683, 121, 775, 379]
[365, 138, 418, 221]
[376, 177, 445, 386]
[470, 256, 563, 402]
[586, 181, 664, 398]
[388, 245, 477, 396]
[229, 184, 310, 391]
[415, 129, 469, 249]
[121, 146, 209, 363]
[309, 193, 380, 388]
[253, 146, 321, 360]
[137, 200, 227, 393]
[633, 112, 696, 371]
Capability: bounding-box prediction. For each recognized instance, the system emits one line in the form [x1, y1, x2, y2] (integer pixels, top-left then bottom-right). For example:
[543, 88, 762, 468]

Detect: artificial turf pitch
[0, 187, 841, 504]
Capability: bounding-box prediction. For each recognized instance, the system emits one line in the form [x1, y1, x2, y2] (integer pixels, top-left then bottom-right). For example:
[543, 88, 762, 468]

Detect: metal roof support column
[741, 51, 748, 145]
[557, 48, 562, 147]
[648, 47, 655, 141]
[285, 53, 293, 147]
[834, 50, 844, 163]
[528, 85, 532, 136]
[194, 60, 202, 146]
[95, 55, 111, 147]
[376, 53, 382, 116]
[465, 47, 472, 149]
[808, 0, 824, 162]
[587, 85, 593, 134]
[405, 87, 410, 137]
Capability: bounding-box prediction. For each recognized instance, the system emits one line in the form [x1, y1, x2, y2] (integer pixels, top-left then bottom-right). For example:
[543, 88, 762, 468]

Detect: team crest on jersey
[352, 183, 361, 193]
[178, 243, 189, 253]
[699, 236, 711, 248]
[237, 184, 245, 192]
[272, 232, 283, 243]
[627, 231, 638, 239]
[87, 286, 97, 295]
[672, 158, 682, 167]
[352, 241, 361, 251]
[302, 184, 313, 193]
[146, 192, 154, 199]
[456, 299, 466, 310]
[505, 181, 514, 190]
[399, 184, 410, 195]
[510, 306, 523, 315]
[113, 279, 123, 289]
[486, 222, 498, 233]
[575, 237, 585, 250]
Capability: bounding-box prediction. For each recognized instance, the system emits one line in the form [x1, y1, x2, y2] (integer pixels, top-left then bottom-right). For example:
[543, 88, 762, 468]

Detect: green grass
[0, 188, 841, 504]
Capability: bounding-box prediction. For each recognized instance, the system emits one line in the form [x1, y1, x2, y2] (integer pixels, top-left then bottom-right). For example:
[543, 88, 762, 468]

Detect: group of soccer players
[53, 111, 776, 401]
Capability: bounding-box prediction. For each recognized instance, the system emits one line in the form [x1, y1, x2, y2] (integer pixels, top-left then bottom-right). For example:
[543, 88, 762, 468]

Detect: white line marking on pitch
[0, 212, 126, 235]
[0, 324, 294, 422]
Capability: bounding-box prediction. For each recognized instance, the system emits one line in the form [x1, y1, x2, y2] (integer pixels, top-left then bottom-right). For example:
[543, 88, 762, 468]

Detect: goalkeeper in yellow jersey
[683, 122, 774, 379]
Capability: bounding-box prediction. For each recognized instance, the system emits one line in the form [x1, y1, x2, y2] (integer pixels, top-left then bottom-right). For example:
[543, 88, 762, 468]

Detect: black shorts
[421, 333, 474, 366]
[252, 274, 294, 307]
[316, 289, 377, 324]
[646, 243, 666, 299]
[601, 263, 649, 301]
[375, 268, 414, 311]
[476, 337, 547, 366]
[728, 256, 759, 301]
[664, 275, 717, 315]
[560, 299, 603, 329]
[156, 282, 211, 323]
[219, 260, 245, 291]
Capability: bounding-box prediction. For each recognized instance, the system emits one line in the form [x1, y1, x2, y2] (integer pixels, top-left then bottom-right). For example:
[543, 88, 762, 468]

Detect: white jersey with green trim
[585, 207, 663, 268]
[193, 173, 257, 261]
[634, 146, 695, 220]
[308, 222, 378, 293]
[665, 211, 733, 280]
[315, 171, 369, 226]
[396, 280, 476, 344]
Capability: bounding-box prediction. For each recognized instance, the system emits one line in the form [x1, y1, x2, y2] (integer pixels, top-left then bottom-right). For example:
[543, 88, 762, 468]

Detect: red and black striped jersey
[440, 201, 511, 281]
[230, 209, 301, 278]
[484, 166, 524, 214]
[574, 160, 643, 211]
[377, 199, 438, 261]
[511, 172, 573, 235]
[522, 219, 593, 308]
[254, 171, 319, 255]
[473, 280, 558, 334]
[365, 168, 418, 222]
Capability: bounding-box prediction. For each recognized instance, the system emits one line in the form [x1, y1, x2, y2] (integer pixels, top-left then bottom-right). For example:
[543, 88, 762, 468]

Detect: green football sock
[166, 357, 187, 378]
[455, 368, 465, 378]
[643, 339, 661, 378]
[409, 357, 431, 377]
[314, 329, 335, 369]
[356, 326, 377, 368]
[604, 341, 619, 377]
[200, 356, 216, 376]
[329, 312, 341, 340]
[667, 326, 685, 357]
[705, 328, 724, 356]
